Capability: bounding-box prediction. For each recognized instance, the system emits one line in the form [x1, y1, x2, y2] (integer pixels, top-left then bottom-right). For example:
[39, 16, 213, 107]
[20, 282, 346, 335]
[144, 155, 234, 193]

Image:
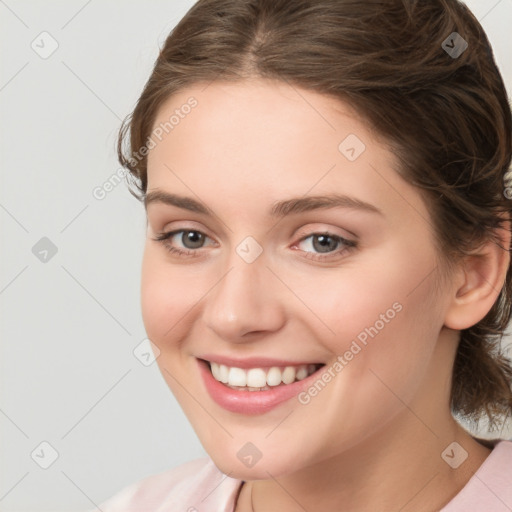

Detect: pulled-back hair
[118, 0, 512, 431]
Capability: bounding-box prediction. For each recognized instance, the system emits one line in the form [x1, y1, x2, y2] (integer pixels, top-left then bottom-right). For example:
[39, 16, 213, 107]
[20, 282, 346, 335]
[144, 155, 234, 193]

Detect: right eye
[152, 229, 216, 258]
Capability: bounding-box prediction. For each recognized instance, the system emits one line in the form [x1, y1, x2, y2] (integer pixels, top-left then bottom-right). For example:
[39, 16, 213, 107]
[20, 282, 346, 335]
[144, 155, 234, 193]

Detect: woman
[94, 0, 512, 510]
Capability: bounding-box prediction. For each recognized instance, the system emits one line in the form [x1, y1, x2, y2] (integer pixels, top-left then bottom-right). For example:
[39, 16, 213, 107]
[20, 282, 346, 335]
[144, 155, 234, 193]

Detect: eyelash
[151, 229, 357, 261]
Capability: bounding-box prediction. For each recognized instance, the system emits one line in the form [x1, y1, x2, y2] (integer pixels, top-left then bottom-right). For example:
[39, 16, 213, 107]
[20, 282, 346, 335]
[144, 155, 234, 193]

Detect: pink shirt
[93, 440, 512, 511]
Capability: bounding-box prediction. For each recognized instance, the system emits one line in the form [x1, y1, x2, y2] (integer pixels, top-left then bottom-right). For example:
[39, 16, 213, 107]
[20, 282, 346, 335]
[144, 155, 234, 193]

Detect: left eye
[297, 233, 347, 253]
[294, 233, 356, 258]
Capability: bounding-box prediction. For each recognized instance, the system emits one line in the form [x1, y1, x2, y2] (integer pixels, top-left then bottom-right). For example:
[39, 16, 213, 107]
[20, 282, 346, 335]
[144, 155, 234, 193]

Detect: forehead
[148, 80, 379, 179]
[145, 79, 430, 227]
[149, 79, 368, 154]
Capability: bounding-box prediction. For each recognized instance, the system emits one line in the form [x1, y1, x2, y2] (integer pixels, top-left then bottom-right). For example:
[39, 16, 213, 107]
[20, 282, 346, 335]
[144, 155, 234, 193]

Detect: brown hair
[118, 0, 512, 431]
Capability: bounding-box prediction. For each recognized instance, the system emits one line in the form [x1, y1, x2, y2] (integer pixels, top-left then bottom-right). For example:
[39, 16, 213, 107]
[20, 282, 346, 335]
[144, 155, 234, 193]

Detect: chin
[208, 449, 302, 481]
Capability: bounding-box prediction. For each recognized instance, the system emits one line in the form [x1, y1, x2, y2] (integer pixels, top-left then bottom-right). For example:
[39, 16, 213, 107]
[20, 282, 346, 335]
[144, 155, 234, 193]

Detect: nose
[202, 253, 286, 342]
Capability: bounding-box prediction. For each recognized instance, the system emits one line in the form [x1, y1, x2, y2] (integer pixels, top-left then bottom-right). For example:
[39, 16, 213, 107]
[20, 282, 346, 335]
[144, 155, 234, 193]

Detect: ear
[444, 220, 511, 330]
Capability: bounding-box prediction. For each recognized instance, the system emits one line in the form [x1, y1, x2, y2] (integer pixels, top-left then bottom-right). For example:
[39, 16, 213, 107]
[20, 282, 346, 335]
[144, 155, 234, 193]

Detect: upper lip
[198, 354, 325, 369]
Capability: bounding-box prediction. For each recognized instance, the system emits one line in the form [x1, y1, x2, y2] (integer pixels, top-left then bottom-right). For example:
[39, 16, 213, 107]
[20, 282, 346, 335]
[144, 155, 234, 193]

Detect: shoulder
[91, 457, 243, 512]
[442, 439, 512, 511]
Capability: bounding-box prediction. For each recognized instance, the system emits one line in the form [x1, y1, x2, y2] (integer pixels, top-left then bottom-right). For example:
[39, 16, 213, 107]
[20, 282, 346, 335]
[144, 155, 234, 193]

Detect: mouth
[200, 358, 326, 392]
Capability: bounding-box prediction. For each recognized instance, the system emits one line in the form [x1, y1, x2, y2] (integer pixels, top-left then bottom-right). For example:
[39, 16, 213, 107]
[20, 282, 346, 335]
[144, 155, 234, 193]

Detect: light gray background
[1, 1, 511, 511]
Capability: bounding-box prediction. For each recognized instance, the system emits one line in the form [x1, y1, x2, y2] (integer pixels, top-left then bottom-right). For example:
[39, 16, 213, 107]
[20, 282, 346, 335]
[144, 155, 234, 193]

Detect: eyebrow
[144, 190, 383, 217]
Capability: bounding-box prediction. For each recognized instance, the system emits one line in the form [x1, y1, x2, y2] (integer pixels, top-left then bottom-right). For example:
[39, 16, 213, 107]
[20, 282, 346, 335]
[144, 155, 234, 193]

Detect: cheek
[294, 255, 432, 336]
[293, 242, 443, 382]
[140, 246, 203, 346]
[326, 256, 443, 411]
[286, 264, 443, 455]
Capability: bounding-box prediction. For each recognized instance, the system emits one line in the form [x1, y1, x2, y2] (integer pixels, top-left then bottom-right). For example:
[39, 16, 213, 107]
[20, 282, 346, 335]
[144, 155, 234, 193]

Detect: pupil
[313, 234, 337, 253]
[183, 230, 204, 249]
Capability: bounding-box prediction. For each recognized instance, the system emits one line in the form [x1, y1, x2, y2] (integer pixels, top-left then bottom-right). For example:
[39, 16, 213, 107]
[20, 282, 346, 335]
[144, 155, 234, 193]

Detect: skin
[141, 79, 509, 512]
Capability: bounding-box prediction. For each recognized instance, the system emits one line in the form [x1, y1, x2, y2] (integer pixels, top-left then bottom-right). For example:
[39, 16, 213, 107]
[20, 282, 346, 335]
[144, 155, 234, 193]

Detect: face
[141, 79, 454, 479]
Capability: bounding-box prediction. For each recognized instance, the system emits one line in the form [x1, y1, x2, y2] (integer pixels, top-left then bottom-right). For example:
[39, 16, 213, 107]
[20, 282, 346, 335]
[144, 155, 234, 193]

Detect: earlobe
[444, 223, 511, 330]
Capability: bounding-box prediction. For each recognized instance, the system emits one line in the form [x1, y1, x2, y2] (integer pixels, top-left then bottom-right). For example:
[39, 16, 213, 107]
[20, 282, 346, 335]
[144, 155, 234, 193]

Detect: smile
[208, 361, 324, 391]
[197, 357, 328, 414]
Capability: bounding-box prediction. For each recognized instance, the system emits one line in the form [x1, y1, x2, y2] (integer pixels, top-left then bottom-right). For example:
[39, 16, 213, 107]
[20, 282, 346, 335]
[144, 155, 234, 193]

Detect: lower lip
[197, 358, 325, 415]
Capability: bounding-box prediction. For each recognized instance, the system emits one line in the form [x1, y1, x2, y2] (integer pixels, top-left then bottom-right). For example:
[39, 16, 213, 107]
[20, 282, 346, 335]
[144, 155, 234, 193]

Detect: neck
[244, 416, 490, 512]
[238, 329, 492, 512]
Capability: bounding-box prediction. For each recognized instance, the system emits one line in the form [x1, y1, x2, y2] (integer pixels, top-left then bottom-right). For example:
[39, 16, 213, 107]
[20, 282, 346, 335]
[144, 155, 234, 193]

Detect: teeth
[266, 367, 283, 386]
[228, 367, 247, 387]
[296, 366, 308, 380]
[246, 368, 267, 387]
[209, 361, 321, 389]
[219, 364, 229, 383]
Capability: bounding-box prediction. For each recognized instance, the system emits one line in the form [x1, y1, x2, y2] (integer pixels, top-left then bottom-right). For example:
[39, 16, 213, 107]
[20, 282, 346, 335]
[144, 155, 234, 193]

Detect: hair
[117, 0, 512, 432]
